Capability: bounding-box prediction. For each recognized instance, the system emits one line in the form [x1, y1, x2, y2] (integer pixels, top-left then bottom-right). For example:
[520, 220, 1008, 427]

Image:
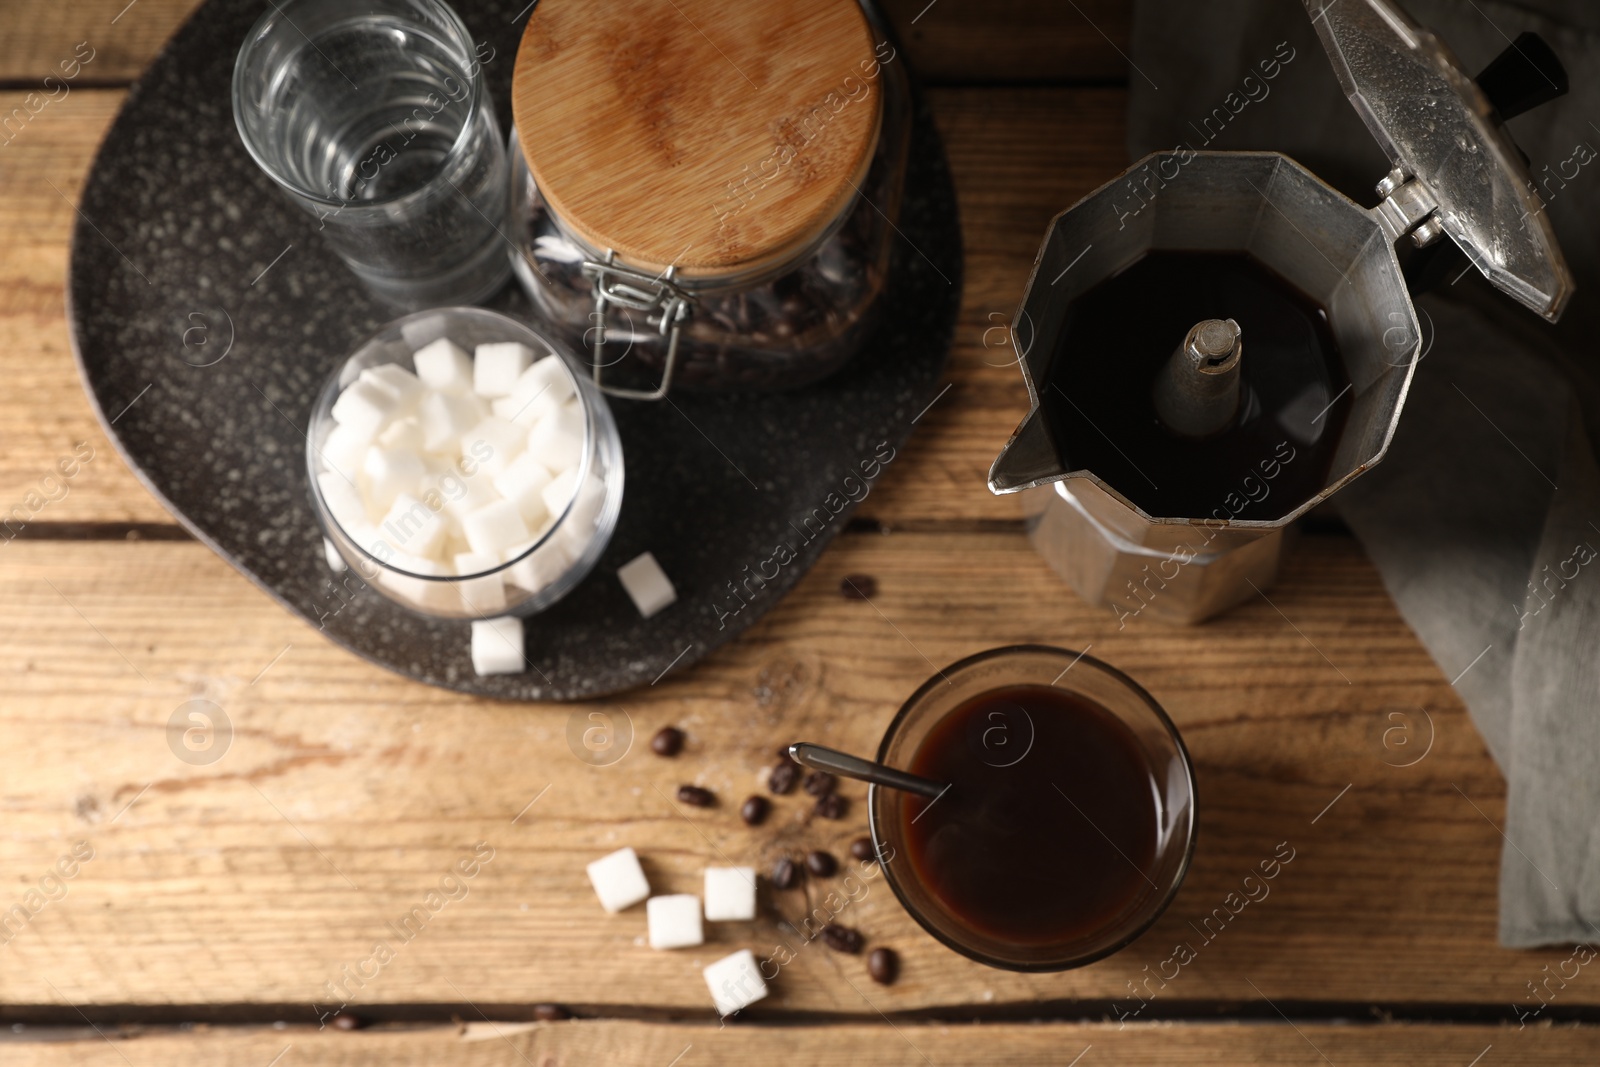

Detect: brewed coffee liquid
[899, 685, 1161, 946]
[1040, 250, 1349, 519]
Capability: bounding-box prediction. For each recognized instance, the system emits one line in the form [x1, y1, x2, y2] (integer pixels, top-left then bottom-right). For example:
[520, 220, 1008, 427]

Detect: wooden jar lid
[512, 0, 882, 280]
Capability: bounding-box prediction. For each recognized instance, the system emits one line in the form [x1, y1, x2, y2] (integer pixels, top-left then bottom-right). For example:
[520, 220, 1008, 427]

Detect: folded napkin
[1128, 0, 1600, 946]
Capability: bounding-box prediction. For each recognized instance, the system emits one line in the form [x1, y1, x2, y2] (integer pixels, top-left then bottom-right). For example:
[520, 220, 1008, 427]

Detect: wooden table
[3, 1, 1594, 1063]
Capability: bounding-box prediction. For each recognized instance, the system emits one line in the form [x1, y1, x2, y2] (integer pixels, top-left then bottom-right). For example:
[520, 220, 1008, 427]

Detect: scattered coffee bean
[768, 761, 799, 796]
[821, 923, 864, 954]
[841, 574, 878, 599]
[850, 836, 876, 862]
[803, 770, 837, 797]
[805, 850, 838, 877]
[772, 855, 802, 890]
[651, 726, 685, 757]
[815, 793, 847, 820]
[330, 1012, 362, 1031]
[532, 1003, 572, 1021]
[776, 745, 793, 759]
[740, 795, 770, 826]
[677, 785, 716, 807]
[867, 947, 899, 985]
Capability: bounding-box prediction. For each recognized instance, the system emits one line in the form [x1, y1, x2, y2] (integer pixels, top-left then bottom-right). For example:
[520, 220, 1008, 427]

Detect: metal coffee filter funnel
[988, 0, 1573, 625]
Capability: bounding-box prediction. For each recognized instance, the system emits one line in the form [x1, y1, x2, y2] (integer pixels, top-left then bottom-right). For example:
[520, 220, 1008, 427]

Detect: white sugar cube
[461, 499, 531, 557]
[703, 867, 756, 922]
[363, 447, 427, 515]
[474, 341, 535, 397]
[504, 536, 572, 594]
[433, 466, 499, 521]
[618, 552, 677, 619]
[569, 472, 606, 530]
[461, 418, 526, 477]
[497, 356, 575, 427]
[360, 363, 424, 414]
[320, 422, 371, 482]
[316, 470, 367, 536]
[377, 416, 425, 454]
[493, 452, 555, 527]
[586, 847, 650, 913]
[647, 894, 704, 950]
[540, 467, 579, 521]
[378, 492, 448, 560]
[704, 949, 767, 1016]
[453, 551, 507, 615]
[470, 615, 525, 675]
[526, 403, 585, 472]
[322, 537, 346, 573]
[381, 553, 456, 611]
[419, 391, 484, 455]
[330, 377, 398, 438]
[412, 338, 474, 394]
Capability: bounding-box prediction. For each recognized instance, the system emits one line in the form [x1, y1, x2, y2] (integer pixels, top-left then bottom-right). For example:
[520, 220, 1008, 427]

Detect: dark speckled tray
[67, 0, 962, 701]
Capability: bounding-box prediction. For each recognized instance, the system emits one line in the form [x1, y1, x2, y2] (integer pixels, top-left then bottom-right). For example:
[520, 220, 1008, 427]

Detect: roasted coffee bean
[740, 795, 771, 826]
[803, 770, 837, 797]
[841, 574, 878, 599]
[849, 836, 876, 862]
[805, 850, 838, 877]
[768, 761, 800, 796]
[651, 726, 685, 757]
[330, 1012, 362, 1031]
[776, 745, 793, 759]
[677, 785, 716, 807]
[772, 855, 802, 890]
[821, 924, 864, 954]
[532, 1003, 572, 1021]
[867, 947, 899, 985]
[815, 793, 847, 820]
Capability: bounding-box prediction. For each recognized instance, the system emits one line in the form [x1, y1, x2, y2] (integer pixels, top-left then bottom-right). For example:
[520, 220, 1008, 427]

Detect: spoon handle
[788, 742, 949, 800]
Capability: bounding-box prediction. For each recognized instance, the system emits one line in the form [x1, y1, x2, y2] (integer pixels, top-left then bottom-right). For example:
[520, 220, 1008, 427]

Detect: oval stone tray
[67, 0, 962, 701]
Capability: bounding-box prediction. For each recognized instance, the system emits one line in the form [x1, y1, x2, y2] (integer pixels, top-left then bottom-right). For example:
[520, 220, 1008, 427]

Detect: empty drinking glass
[233, 0, 511, 308]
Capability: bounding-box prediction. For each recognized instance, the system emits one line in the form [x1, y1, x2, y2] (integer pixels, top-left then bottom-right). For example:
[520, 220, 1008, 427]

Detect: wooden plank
[3, 1020, 1594, 1067]
[0, 86, 1126, 530]
[0, 0, 1126, 85]
[0, 532, 1577, 1011]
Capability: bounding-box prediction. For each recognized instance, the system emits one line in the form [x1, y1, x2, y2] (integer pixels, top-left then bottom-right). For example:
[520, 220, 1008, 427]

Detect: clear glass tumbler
[232, 0, 511, 308]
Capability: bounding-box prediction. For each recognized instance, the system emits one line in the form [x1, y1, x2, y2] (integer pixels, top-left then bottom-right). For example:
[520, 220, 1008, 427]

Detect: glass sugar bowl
[307, 307, 624, 619]
[507, 0, 910, 398]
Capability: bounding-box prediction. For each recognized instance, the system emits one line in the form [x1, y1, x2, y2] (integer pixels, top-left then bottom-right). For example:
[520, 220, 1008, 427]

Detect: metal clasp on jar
[581, 250, 694, 401]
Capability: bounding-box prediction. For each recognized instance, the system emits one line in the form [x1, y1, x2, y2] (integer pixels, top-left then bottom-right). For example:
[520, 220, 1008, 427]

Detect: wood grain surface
[4, 1020, 1593, 1066]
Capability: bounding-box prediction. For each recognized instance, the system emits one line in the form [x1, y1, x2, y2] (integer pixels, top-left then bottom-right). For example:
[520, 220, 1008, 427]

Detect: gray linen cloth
[1128, 0, 1600, 946]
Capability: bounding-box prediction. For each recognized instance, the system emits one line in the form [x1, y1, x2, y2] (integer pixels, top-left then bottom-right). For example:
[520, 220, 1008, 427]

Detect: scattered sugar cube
[363, 447, 427, 515]
[411, 338, 474, 394]
[461, 499, 531, 557]
[493, 452, 555, 527]
[360, 363, 424, 414]
[461, 417, 526, 477]
[316, 470, 367, 536]
[320, 423, 371, 482]
[647, 894, 704, 950]
[527, 403, 585, 472]
[470, 615, 525, 675]
[378, 492, 448, 560]
[618, 552, 677, 619]
[322, 537, 346, 572]
[330, 376, 398, 438]
[704, 949, 768, 1016]
[504, 536, 572, 593]
[703, 867, 756, 922]
[453, 551, 507, 616]
[586, 847, 650, 913]
[474, 341, 535, 398]
[419, 391, 485, 455]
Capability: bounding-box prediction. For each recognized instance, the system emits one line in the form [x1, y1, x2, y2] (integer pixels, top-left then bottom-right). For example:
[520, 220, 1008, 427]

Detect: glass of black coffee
[868, 645, 1197, 971]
